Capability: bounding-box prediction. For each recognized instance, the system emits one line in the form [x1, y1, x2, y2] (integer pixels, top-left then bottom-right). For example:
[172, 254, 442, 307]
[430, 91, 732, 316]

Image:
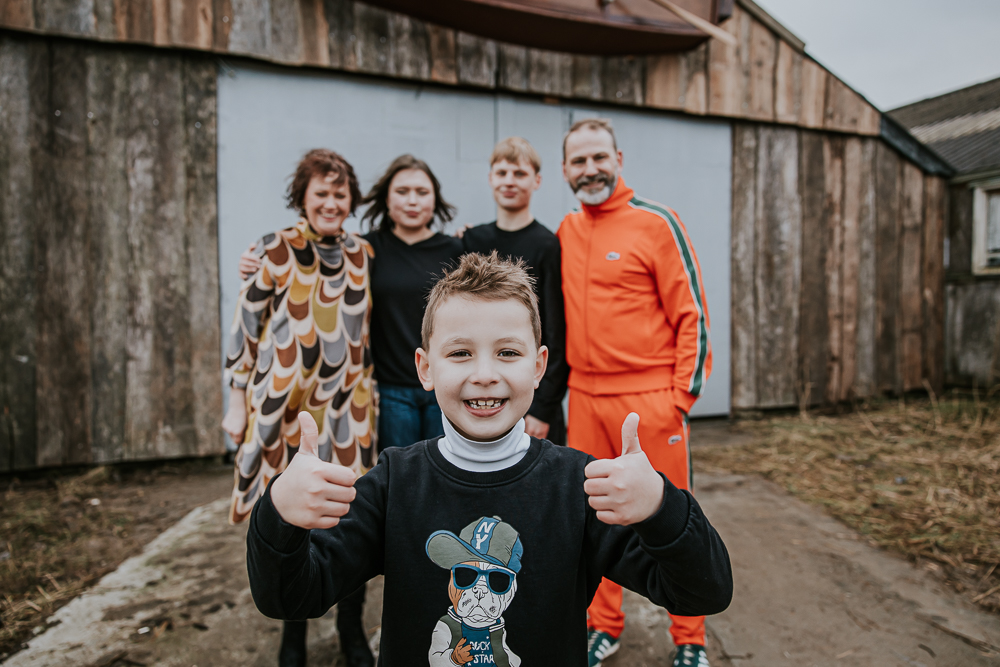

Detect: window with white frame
[972, 181, 1000, 274]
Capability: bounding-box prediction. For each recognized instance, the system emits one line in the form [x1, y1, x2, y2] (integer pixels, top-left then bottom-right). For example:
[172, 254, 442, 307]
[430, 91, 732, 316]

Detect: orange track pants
[568, 387, 705, 647]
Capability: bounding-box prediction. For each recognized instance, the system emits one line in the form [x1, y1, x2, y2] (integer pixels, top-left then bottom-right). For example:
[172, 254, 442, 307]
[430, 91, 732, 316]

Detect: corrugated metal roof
[889, 76, 1000, 174]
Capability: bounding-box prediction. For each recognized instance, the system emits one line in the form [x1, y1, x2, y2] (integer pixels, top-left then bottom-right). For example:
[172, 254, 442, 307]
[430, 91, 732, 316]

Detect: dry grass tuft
[697, 391, 1000, 615]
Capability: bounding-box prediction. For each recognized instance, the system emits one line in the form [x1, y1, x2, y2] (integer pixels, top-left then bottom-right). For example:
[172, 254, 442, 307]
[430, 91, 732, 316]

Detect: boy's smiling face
[416, 295, 548, 442]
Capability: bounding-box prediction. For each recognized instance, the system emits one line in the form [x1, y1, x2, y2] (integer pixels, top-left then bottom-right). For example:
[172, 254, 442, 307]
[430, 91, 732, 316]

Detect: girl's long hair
[360, 154, 456, 232]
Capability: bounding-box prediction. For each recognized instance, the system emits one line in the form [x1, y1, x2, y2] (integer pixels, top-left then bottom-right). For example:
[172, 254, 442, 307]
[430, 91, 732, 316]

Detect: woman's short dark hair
[286, 149, 362, 215]
[360, 154, 456, 231]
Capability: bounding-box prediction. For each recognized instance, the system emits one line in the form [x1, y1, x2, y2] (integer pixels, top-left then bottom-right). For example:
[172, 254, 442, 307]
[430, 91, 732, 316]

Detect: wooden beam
[731, 123, 758, 410]
[797, 131, 829, 405]
[899, 161, 924, 392]
[922, 176, 945, 395]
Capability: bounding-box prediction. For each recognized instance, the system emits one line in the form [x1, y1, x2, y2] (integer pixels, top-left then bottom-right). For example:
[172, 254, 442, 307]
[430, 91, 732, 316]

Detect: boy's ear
[533, 345, 549, 389]
[415, 348, 435, 391]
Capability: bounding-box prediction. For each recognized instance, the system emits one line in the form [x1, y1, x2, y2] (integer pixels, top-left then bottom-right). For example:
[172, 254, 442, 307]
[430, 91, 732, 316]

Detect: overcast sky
[754, 0, 1000, 110]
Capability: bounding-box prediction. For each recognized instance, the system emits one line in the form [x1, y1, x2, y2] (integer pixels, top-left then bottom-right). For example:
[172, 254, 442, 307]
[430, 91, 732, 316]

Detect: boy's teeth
[468, 399, 503, 409]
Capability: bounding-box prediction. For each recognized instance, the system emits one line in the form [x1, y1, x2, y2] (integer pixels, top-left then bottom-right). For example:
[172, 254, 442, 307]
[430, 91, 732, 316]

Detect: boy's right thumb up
[297, 412, 320, 458]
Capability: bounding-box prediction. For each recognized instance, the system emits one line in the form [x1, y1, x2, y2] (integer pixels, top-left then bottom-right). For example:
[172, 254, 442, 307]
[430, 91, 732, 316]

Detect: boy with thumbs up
[247, 252, 732, 666]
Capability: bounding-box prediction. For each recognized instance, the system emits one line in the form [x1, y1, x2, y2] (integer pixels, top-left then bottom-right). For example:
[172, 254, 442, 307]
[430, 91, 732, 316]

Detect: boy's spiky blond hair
[422, 251, 541, 349]
[490, 137, 542, 173]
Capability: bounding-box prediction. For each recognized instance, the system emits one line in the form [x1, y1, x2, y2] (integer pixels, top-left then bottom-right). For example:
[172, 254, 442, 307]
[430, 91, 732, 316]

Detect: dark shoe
[337, 587, 374, 667]
[278, 620, 308, 667]
[672, 643, 709, 667]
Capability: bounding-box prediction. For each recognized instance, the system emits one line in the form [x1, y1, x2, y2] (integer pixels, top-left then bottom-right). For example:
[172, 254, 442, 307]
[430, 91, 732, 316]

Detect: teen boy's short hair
[490, 137, 542, 174]
[422, 251, 542, 349]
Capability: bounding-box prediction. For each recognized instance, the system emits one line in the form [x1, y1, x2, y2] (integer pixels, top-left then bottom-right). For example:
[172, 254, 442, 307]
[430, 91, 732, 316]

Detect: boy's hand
[583, 413, 664, 525]
[269, 413, 357, 530]
[239, 242, 262, 280]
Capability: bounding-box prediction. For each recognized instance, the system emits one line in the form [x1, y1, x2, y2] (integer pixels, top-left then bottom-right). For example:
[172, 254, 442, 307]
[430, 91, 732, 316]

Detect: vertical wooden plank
[1, 0, 36, 29]
[571, 55, 601, 100]
[839, 137, 863, 401]
[731, 124, 758, 410]
[947, 184, 973, 275]
[600, 56, 643, 105]
[645, 53, 685, 111]
[854, 139, 877, 397]
[528, 49, 573, 98]
[774, 40, 801, 124]
[823, 137, 845, 403]
[299, 0, 329, 66]
[922, 176, 946, 395]
[708, 2, 750, 117]
[875, 142, 901, 394]
[681, 42, 708, 115]
[353, 2, 391, 74]
[456, 31, 497, 88]
[85, 48, 130, 464]
[497, 44, 528, 92]
[390, 13, 430, 80]
[152, 0, 169, 44]
[184, 57, 224, 456]
[755, 126, 802, 407]
[170, 0, 213, 49]
[225, 0, 270, 58]
[212, 0, 232, 51]
[798, 57, 827, 129]
[35, 0, 96, 35]
[0, 36, 40, 471]
[93, 0, 116, 38]
[858, 104, 880, 136]
[269, 0, 304, 64]
[125, 54, 197, 459]
[323, 0, 355, 71]
[427, 25, 457, 84]
[35, 40, 94, 466]
[824, 76, 864, 134]
[797, 131, 828, 406]
[747, 18, 775, 121]
[116, 0, 154, 43]
[899, 161, 924, 392]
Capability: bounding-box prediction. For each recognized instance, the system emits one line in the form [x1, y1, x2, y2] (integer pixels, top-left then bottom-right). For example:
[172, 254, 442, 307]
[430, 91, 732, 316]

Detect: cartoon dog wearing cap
[425, 516, 522, 666]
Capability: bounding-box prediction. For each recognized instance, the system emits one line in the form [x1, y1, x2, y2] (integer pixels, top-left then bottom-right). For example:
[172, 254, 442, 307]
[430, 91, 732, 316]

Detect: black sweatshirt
[462, 222, 569, 428]
[362, 229, 464, 387]
[247, 438, 733, 666]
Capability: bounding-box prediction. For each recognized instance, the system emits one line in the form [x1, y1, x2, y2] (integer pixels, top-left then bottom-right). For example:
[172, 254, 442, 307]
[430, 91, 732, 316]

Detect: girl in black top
[359, 155, 463, 450]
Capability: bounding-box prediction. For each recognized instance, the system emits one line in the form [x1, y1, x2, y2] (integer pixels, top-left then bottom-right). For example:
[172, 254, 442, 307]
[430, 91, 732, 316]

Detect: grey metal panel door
[217, 64, 731, 418]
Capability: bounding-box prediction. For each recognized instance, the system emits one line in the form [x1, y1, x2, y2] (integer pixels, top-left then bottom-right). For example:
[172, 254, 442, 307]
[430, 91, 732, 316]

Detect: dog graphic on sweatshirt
[425, 517, 522, 666]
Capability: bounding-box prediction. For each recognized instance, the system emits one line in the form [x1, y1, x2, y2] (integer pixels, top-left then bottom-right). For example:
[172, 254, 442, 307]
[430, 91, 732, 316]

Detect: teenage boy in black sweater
[461, 137, 569, 445]
[246, 252, 732, 666]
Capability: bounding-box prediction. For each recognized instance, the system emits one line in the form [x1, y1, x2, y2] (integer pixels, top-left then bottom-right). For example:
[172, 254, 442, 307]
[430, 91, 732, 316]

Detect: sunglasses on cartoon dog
[451, 564, 516, 595]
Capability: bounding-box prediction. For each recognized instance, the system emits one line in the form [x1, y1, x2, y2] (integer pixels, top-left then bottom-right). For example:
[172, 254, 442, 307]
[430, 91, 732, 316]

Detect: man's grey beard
[572, 172, 617, 205]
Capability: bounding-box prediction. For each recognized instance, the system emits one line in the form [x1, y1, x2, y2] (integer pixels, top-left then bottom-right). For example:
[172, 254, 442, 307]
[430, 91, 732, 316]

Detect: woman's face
[304, 172, 351, 236]
[387, 168, 436, 231]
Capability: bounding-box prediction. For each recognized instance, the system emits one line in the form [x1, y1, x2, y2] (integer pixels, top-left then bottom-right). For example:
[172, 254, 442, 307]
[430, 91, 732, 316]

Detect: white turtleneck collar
[437, 415, 531, 472]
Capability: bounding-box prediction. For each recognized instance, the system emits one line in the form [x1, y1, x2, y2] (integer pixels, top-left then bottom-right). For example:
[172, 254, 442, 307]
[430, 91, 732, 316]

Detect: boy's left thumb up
[620, 412, 642, 456]
[296, 412, 321, 458]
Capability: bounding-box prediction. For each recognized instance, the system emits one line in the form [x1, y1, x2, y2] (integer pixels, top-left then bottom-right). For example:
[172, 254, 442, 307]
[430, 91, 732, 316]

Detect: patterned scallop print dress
[225, 219, 376, 524]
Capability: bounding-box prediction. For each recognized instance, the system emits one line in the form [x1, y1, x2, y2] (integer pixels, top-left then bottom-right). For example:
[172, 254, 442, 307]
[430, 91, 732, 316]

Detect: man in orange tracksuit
[558, 118, 714, 667]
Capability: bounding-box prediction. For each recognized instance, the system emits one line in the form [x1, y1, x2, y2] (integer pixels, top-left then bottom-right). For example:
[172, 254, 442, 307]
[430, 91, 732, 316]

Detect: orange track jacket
[556, 178, 712, 413]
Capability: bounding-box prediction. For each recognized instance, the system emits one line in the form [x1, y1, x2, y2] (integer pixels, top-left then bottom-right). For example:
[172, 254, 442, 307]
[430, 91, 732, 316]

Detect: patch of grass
[696, 391, 1000, 615]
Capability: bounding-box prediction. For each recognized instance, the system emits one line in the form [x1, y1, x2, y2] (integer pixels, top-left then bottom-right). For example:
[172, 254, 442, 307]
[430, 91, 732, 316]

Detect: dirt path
[4, 429, 999, 666]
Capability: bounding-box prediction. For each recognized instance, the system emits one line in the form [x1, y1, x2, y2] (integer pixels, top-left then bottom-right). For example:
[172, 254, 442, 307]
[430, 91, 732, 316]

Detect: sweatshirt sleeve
[246, 457, 389, 620]
[585, 473, 733, 617]
[528, 239, 569, 425]
[224, 238, 273, 390]
[653, 210, 712, 414]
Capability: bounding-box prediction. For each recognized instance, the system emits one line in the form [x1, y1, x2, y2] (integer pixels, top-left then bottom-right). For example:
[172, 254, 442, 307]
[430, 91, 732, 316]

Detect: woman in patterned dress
[221, 149, 376, 667]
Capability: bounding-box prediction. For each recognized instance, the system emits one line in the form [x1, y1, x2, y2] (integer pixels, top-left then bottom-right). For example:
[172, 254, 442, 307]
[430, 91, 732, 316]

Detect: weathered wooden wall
[0, 0, 880, 136]
[0, 32, 223, 472]
[731, 124, 947, 410]
[943, 184, 1000, 389]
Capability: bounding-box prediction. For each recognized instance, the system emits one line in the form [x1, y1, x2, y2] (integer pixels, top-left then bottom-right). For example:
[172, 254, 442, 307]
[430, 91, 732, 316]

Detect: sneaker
[672, 643, 709, 667]
[587, 629, 621, 666]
